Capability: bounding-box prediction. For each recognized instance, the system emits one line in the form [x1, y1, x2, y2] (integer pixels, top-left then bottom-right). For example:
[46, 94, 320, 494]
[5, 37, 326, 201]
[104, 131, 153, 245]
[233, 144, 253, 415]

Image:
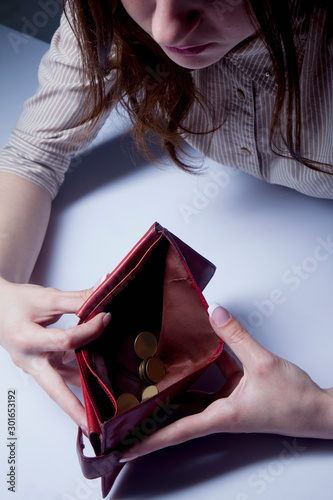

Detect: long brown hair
[63, 0, 332, 173]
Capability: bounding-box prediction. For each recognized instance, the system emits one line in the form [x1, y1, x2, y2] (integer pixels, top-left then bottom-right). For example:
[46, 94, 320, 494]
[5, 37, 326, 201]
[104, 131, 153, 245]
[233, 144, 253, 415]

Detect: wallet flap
[157, 225, 216, 292]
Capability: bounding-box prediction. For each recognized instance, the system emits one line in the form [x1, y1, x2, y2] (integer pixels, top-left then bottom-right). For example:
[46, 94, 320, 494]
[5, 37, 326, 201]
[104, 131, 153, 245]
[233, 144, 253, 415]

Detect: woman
[0, 0, 332, 460]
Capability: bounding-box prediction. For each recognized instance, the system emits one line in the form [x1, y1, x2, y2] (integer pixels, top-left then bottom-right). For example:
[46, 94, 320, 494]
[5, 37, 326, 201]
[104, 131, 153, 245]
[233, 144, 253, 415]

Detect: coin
[139, 358, 151, 385]
[141, 385, 159, 401]
[116, 393, 139, 414]
[144, 357, 166, 384]
[134, 331, 158, 359]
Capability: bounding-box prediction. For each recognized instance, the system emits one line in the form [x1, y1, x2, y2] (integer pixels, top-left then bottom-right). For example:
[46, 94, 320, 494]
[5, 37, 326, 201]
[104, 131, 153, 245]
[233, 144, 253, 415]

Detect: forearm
[0, 172, 51, 283]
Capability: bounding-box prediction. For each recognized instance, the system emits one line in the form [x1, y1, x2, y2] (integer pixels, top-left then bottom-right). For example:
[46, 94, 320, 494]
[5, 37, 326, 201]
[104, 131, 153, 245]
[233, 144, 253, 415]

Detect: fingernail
[208, 303, 231, 327]
[119, 455, 138, 463]
[93, 274, 108, 292]
[102, 312, 111, 328]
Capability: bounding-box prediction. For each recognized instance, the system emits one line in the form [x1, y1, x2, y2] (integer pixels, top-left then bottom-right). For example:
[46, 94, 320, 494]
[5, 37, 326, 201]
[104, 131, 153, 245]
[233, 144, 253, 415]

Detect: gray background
[0, 0, 62, 42]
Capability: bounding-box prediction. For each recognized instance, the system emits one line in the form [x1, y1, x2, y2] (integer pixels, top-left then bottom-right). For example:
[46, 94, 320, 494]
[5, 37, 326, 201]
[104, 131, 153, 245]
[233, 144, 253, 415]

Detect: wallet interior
[85, 236, 218, 423]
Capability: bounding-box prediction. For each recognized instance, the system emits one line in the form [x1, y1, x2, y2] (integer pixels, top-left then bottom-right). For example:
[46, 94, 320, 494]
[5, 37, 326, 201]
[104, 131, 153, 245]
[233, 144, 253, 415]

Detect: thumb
[207, 303, 267, 370]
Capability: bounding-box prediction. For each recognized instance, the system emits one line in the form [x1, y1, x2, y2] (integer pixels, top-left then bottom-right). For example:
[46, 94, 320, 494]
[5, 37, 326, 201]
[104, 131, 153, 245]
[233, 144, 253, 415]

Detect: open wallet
[75, 222, 224, 497]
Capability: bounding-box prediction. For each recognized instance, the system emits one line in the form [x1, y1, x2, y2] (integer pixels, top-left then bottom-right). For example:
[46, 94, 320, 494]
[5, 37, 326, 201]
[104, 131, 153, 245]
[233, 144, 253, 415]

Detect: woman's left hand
[120, 304, 333, 462]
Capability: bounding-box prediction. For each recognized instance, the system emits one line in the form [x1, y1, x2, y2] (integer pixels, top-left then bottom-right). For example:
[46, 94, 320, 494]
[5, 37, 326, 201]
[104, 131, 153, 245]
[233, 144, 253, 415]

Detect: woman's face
[120, 0, 257, 69]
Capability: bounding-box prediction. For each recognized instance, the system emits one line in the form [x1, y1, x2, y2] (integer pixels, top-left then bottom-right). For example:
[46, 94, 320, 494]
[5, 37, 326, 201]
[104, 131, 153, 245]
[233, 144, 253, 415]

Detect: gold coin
[144, 357, 166, 384]
[142, 385, 159, 401]
[116, 393, 139, 414]
[139, 359, 151, 385]
[134, 331, 158, 359]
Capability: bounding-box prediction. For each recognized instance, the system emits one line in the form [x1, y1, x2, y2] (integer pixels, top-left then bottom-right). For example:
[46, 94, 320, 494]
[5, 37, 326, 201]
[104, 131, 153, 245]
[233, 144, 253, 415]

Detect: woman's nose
[151, 0, 201, 46]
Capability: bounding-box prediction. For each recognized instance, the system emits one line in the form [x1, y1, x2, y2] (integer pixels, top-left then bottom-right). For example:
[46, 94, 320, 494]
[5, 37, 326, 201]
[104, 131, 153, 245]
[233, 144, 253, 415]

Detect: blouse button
[236, 89, 246, 101]
[240, 147, 252, 156]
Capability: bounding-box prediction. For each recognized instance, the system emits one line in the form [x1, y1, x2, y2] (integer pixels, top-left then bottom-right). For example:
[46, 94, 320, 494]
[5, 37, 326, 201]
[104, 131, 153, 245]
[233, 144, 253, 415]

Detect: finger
[92, 274, 109, 292]
[52, 274, 109, 314]
[49, 288, 96, 315]
[26, 312, 111, 354]
[120, 411, 215, 462]
[57, 364, 82, 387]
[207, 303, 269, 370]
[62, 350, 76, 364]
[48, 353, 82, 386]
[31, 358, 87, 428]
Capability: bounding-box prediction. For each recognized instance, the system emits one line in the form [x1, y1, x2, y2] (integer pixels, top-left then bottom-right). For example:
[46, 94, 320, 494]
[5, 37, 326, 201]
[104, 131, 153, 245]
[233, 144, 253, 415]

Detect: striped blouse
[0, 6, 332, 200]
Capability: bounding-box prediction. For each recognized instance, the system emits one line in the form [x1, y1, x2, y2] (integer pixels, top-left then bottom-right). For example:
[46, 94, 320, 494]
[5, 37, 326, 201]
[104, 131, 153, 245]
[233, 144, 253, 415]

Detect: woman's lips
[164, 43, 210, 55]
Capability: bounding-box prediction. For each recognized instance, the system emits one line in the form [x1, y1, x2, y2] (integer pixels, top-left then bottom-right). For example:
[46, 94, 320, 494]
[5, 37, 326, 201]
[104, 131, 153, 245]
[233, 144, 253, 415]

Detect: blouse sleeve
[0, 11, 114, 199]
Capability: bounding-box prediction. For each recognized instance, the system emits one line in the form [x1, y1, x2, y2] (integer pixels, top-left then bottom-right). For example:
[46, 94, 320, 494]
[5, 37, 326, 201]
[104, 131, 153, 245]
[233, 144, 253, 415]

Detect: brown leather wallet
[75, 222, 224, 497]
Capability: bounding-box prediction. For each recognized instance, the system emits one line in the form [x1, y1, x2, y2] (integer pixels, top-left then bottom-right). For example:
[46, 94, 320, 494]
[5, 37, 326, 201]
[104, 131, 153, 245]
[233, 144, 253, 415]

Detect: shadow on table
[110, 432, 333, 499]
[30, 130, 164, 284]
[53, 131, 163, 210]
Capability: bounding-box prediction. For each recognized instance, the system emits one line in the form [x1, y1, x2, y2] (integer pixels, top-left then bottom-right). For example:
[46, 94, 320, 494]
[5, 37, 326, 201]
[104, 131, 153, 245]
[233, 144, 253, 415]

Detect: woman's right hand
[0, 276, 110, 432]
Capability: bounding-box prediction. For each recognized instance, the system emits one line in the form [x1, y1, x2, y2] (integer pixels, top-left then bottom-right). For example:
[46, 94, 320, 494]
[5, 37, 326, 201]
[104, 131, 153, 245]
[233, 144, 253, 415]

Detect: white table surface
[0, 23, 333, 500]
